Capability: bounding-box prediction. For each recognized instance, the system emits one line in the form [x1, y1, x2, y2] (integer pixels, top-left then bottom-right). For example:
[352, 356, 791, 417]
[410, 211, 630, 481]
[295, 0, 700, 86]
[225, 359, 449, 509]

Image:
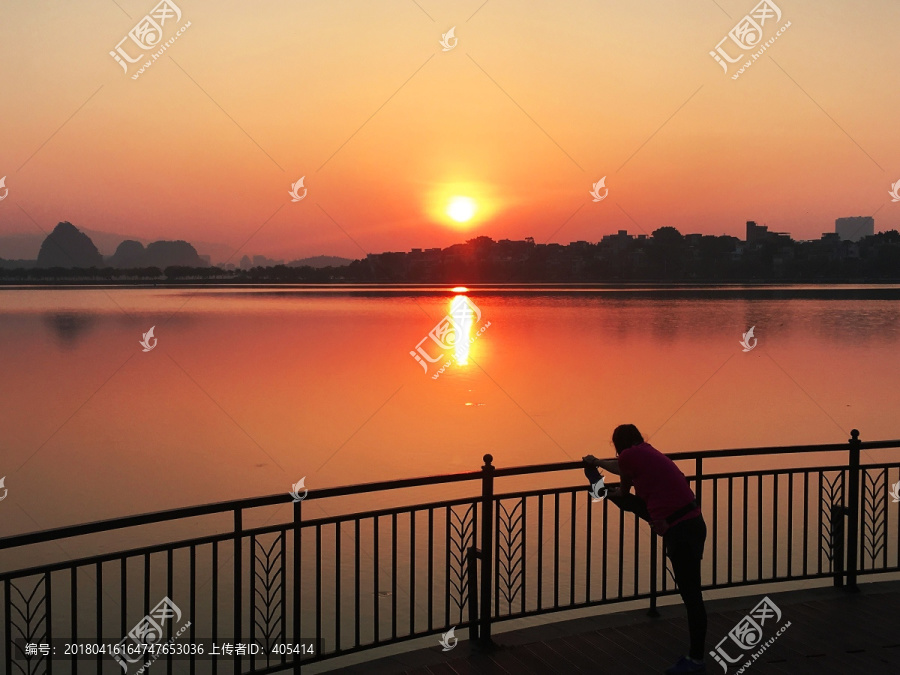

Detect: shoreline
[3, 281, 900, 297]
[3, 280, 900, 287]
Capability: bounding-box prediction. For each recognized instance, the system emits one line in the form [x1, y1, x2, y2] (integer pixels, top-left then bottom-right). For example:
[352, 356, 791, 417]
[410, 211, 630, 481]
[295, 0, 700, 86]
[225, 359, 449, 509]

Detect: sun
[446, 196, 477, 223]
[427, 183, 498, 228]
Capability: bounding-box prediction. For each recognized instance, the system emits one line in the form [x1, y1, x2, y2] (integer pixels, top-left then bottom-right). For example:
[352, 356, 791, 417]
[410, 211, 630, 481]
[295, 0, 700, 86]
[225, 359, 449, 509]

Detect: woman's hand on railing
[585, 455, 622, 475]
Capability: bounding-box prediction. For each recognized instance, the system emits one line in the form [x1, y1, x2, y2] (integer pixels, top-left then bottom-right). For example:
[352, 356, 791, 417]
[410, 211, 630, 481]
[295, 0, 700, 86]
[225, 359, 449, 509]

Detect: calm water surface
[2, 286, 899, 541]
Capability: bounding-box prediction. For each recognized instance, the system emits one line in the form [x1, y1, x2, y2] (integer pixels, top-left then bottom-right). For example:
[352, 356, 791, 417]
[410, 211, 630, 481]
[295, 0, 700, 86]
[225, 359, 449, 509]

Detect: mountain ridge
[0, 225, 354, 268]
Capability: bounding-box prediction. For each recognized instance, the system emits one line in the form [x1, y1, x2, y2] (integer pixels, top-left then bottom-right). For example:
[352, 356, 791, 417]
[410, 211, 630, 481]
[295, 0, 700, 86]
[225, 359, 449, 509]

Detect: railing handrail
[0, 470, 485, 550]
[2, 438, 898, 552]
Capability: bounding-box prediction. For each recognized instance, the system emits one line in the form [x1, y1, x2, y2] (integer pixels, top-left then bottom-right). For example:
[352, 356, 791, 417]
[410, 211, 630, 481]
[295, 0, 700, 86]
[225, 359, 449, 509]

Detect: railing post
[478, 454, 495, 647]
[293, 499, 302, 675]
[234, 508, 243, 674]
[831, 504, 845, 587]
[648, 533, 659, 617]
[695, 457, 703, 508]
[846, 429, 861, 592]
[467, 547, 480, 641]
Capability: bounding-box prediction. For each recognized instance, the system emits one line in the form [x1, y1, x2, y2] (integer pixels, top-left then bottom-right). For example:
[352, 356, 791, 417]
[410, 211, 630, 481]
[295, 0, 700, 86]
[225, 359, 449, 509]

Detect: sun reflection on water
[451, 294, 474, 365]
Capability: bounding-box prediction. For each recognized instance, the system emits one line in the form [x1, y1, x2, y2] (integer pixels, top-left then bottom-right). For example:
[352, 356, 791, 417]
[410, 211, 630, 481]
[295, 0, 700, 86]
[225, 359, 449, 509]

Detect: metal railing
[1, 430, 899, 673]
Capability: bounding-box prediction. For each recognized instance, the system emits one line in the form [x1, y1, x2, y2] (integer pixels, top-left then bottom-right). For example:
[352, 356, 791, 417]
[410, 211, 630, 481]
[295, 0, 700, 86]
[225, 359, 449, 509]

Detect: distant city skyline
[835, 216, 875, 242]
[0, 212, 892, 267]
[5, 218, 898, 287]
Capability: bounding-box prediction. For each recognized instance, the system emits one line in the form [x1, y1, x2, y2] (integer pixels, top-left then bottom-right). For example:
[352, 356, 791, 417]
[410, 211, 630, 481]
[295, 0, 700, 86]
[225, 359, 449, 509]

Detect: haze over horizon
[2, 0, 899, 262]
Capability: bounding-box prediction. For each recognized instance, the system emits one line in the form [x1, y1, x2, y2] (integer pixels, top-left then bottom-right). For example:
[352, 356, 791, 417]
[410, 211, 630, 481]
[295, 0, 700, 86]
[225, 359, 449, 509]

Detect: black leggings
[664, 516, 707, 660]
[583, 467, 707, 659]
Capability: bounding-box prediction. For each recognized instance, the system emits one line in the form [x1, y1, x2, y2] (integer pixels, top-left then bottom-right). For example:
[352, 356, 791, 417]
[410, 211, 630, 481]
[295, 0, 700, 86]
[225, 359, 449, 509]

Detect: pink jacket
[618, 442, 701, 527]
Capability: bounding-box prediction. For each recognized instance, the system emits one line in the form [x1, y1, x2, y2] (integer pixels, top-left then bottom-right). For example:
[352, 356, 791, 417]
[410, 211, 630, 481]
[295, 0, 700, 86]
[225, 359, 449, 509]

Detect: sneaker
[665, 656, 706, 674]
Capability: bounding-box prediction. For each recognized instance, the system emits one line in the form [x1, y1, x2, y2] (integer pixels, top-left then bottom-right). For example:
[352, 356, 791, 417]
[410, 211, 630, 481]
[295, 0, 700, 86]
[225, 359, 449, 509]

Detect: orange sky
[2, 0, 899, 261]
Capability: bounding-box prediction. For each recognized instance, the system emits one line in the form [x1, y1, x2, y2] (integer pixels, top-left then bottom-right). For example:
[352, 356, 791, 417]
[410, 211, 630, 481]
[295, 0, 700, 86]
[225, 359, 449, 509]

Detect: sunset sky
[2, 0, 899, 262]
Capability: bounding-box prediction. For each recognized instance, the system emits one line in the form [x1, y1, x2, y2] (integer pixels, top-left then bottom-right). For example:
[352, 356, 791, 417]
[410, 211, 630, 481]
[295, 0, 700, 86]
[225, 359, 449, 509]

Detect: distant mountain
[36, 222, 104, 268]
[83, 228, 148, 257]
[0, 228, 236, 264]
[0, 228, 149, 259]
[288, 255, 354, 268]
[0, 224, 351, 268]
[144, 240, 206, 267]
[108, 240, 146, 267]
[109, 239, 207, 268]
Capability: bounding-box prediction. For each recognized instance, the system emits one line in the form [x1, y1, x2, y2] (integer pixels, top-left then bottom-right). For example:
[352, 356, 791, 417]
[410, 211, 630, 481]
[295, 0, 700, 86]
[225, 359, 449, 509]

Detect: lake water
[3, 285, 900, 673]
[2, 285, 900, 542]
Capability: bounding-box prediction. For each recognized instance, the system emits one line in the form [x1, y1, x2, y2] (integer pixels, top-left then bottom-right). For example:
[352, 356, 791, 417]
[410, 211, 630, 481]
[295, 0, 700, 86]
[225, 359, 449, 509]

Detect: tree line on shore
[3, 224, 900, 283]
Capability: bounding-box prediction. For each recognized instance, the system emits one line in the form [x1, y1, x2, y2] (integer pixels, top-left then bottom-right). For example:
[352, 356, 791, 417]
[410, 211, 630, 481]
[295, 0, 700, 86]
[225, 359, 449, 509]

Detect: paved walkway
[333, 580, 900, 674]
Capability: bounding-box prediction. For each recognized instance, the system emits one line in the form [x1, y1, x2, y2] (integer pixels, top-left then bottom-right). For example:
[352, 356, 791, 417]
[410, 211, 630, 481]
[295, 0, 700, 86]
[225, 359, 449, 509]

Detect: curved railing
[1, 431, 899, 673]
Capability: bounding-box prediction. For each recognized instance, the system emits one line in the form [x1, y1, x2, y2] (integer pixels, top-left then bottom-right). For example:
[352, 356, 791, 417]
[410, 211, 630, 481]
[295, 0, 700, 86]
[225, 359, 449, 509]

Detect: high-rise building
[746, 221, 790, 244]
[746, 221, 768, 242]
[835, 217, 874, 242]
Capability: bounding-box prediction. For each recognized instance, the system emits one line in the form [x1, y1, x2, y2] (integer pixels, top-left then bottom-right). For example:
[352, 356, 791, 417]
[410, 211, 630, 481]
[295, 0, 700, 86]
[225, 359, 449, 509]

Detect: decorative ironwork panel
[819, 471, 845, 568]
[447, 504, 476, 620]
[861, 469, 887, 567]
[253, 534, 285, 660]
[9, 576, 47, 675]
[495, 498, 524, 610]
